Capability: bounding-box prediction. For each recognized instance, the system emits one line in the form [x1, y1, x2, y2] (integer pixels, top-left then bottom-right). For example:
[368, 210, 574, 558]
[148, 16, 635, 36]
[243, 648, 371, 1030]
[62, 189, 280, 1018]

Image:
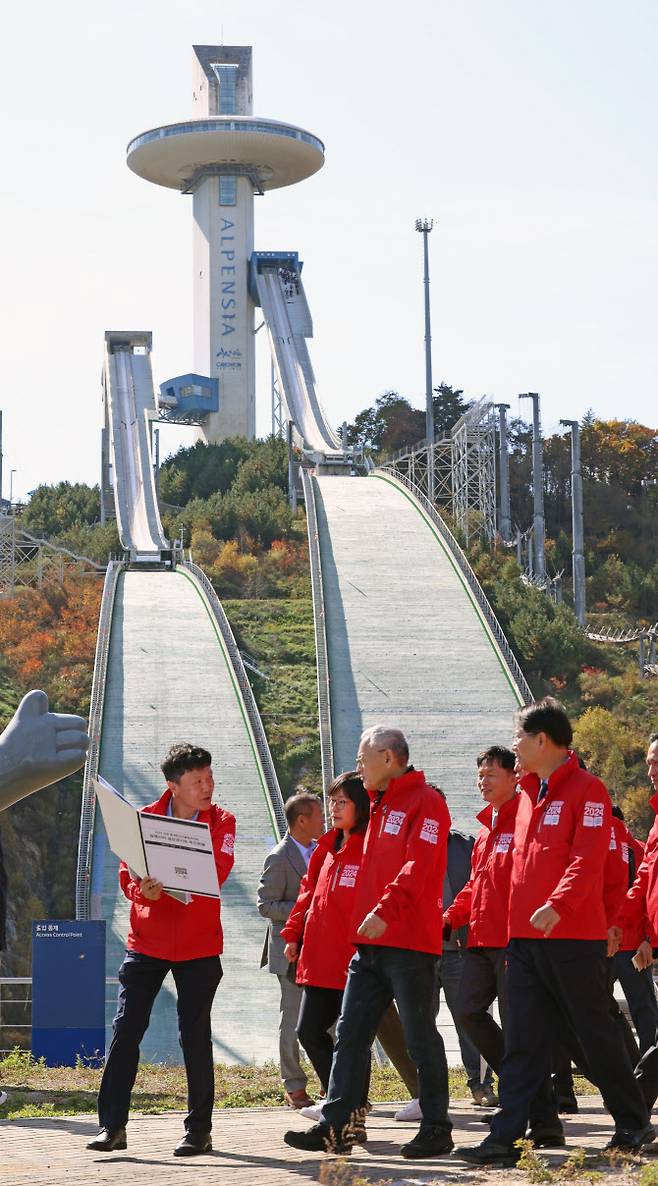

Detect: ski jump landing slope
[313, 472, 525, 832]
[88, 568, 282, 1064]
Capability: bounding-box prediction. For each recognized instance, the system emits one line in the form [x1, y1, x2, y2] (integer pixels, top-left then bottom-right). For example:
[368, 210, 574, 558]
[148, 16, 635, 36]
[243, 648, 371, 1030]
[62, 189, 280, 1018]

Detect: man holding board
[87, 743, 236, 1158]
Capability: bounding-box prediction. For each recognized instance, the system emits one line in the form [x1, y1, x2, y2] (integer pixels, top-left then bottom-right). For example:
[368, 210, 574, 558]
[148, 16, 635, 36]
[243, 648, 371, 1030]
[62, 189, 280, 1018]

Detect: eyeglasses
[329, 799, 350, 809]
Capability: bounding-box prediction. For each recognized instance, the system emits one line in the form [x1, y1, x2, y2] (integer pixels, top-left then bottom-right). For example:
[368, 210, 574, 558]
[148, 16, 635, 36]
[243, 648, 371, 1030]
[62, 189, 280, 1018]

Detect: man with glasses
[455, 699, 653, 1168]
[284, 725, 453, 1160]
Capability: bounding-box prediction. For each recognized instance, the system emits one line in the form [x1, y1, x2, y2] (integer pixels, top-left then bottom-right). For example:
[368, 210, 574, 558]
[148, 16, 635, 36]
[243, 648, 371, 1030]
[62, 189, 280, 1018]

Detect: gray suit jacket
[257, 832, 308, 975]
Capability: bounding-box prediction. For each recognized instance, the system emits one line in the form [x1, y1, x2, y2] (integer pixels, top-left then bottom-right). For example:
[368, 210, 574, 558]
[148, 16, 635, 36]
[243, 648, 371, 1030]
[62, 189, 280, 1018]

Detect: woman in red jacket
[281, 771, 370, 1104]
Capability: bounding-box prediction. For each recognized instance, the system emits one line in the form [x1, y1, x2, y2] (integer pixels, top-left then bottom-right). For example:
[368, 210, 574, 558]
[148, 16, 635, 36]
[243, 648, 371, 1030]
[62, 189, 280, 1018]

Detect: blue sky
[1, 0, 656, 500]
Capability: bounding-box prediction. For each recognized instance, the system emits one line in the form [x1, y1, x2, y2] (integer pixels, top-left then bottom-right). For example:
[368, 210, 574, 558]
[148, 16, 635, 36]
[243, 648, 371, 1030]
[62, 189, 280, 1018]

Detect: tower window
[211, 63, 239, 114]
[219, 176, 237, 206]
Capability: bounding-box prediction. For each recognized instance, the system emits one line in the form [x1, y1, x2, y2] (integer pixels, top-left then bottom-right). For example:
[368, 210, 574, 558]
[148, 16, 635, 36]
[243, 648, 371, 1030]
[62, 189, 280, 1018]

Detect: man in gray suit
[258, 792, 325, 1108]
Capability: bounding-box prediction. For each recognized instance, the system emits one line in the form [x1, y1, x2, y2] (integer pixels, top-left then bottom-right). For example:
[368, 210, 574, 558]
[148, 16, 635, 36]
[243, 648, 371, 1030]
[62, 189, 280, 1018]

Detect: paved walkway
[0, 1097, 648, 1185]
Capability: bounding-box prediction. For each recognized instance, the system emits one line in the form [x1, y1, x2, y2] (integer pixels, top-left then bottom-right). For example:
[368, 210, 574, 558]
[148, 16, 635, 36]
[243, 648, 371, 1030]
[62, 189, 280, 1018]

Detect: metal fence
[300, 469, 334, 797]
[0, 978, 121, 1054]
[76, 560, 125, 920]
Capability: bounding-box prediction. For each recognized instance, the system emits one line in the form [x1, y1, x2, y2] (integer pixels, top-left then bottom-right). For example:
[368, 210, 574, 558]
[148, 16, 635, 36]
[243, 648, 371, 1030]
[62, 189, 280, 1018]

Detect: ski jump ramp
[306, 471, 527, 832]
[78, 333, 285, 1063]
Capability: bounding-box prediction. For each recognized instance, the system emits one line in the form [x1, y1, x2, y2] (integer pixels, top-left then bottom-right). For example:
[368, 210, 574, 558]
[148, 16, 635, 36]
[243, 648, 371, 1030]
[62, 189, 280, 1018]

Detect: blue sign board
[32, 919, 105, 1067]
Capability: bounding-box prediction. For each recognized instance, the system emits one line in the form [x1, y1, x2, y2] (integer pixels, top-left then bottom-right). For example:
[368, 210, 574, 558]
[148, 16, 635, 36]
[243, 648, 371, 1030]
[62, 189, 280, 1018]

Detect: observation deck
[127, 117, 325, 191]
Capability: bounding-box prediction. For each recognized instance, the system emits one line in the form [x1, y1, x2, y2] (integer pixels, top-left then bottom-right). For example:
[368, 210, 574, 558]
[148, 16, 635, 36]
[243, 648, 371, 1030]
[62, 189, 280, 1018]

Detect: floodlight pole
[415, 218, 435, 501]
[560, 418, 586, 625]
[519, 392, 546, 581]
[495, 403, 512, 541]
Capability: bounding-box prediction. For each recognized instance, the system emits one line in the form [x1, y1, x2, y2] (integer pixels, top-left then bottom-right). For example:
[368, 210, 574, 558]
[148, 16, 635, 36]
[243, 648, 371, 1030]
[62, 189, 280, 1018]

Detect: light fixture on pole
[415, 218, 435, 502]
[560, 419, 586, 625]
[519, 393, 546, 581]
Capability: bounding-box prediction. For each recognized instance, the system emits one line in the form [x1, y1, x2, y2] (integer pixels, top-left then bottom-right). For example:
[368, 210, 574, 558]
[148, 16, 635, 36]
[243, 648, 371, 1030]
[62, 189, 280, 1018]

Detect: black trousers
[456, 946, 508, 1073]
[98, 950, 222, 1133]
[297, 984, 370, 1104]
[490, 938, 650, 1147]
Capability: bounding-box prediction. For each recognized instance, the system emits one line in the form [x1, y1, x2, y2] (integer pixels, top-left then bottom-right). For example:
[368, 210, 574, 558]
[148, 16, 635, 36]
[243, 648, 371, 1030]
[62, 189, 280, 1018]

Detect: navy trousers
[322, 945, 451, 1134]
[98, 950, 222, 1133]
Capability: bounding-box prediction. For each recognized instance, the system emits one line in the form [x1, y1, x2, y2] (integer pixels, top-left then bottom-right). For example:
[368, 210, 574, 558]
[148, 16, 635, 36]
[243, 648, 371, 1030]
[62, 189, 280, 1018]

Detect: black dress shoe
[401, 1124, 454, 1159]
[604, 1124, 656, 1153]
[526, 1126, 566, 1148]
[283, 1123, 353, 1154]
[453, 1140, 520, 1167]
[173, 1131, 212, 1156]
[557, 1094, 579, 1114]
[86, 1127, 127, 1152]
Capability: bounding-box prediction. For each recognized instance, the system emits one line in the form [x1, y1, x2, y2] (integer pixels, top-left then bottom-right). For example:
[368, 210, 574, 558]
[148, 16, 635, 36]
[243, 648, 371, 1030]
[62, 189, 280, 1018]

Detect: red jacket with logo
[444, 793, 520, 948]
[281, 828, 365, 990]
[508, 751, 612, 941]
[616, 794, 658, 947]
[119, 789, 236, 961]
[348, 769, 451, 955]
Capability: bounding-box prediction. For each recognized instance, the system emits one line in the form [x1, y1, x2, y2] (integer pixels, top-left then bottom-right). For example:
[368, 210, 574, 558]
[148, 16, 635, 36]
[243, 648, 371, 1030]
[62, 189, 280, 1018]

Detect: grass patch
[0, 1050, 472, 1119]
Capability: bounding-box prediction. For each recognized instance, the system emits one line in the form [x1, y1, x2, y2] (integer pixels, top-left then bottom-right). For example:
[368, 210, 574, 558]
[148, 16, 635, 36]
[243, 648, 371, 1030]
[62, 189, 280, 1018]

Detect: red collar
[519, 750, 580, 800]
[476, 792, 519, 830]
[368, 768, 428, 806]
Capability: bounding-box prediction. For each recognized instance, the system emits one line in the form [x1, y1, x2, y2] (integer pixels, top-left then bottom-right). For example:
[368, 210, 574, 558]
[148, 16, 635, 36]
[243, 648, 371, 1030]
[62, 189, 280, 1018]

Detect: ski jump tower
[126, 46, 325, 443]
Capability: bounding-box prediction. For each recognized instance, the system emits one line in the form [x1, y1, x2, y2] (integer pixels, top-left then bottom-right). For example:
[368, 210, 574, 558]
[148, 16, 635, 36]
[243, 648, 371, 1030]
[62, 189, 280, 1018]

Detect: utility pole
[560, 418, 586, 625]
[495, 403, 512, 541]
[415, 218, 435, 501]
[519, 392, 546, 581]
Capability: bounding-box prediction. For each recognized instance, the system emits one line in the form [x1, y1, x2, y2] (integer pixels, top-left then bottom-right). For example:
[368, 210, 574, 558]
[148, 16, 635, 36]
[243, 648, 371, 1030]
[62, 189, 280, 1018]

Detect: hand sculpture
[0, 690, 89, 811]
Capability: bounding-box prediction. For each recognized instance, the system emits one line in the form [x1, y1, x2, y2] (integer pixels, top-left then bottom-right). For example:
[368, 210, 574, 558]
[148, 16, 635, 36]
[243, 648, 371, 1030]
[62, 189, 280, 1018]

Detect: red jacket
[445, 793, 520, 948]
[617, 794, 658, 948]
[349, 769, 451, 955]
[508, 751, 612, 941]
[617, 832, 648, 952]
[281, 828, 365, 990]
[604, 814, 632, 928]
[119, 789, 236, 961]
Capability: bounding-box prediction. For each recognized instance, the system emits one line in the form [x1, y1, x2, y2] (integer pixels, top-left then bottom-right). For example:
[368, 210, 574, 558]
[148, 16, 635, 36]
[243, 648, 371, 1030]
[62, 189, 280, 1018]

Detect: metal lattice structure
[271, 362, 286, 439]
[382, 397, 497, 543]
[0, 513, 104, 595]
[451, 397, 497, 544]
[383, 439, 453, 508]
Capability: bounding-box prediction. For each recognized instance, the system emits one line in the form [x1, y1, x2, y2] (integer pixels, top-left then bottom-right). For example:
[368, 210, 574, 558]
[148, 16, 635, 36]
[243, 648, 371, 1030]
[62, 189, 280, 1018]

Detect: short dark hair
[285, 792, 321, 828]
[518, 698, 573, 748]
[327, 771, 370, 834]
[650, 732, 658, 744]
[476, 746, 515, 772]
[161, 743, 212, 783]
[611, 804, 625, 821]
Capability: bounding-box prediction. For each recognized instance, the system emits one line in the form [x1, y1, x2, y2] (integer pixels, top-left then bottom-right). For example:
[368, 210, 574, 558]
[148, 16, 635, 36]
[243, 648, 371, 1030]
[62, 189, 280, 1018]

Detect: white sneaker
[0, 1091, 7, 1107]
[299, 1099, 326, 1121]
[394, 1097, 423, 1122]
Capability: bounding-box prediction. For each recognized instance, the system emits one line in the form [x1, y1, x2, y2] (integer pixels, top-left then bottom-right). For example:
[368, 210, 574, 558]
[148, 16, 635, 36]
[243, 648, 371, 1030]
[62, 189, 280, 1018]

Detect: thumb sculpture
[0, 690, 89, 812]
